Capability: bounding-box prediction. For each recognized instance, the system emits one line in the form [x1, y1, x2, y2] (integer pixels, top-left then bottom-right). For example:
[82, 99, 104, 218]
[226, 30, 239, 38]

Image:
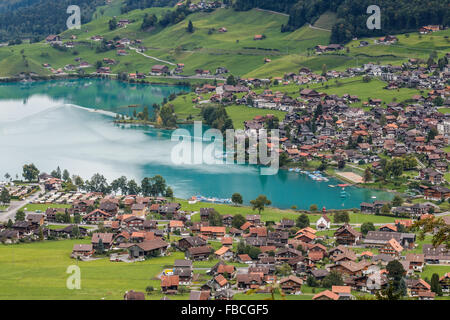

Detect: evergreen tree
[109, 17, 117, 30]
[296, 213, 310, 228]
[431, 273, 443, 296]
[0, 188, 10, 205]
[97, 238, 104, 254]
[232, 214, 246, 229]
[187, 20, 194, 33]
[363, 168, 372, 183]
[15, 209, 25, 221]
[62, 169, 70, 182]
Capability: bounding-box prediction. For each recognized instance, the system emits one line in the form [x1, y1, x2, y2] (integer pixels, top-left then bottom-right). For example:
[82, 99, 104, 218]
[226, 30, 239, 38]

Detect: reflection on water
[0, 80, 393, 209]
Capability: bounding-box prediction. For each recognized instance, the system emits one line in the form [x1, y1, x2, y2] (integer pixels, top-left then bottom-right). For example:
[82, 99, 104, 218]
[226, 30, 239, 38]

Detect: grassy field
[255, 76, 422, 109]
[21, 203, 71, 212]
[177, 198, 410, 225]
[421, 265, 450, 281]
[312, 11, 337, 30]
[178, 198, 302, 223]
[0, 6, 449, 81]
[233, 292, 314, 300]
[93, 0, 125, 19]
[226, 105, 287, 129]
[0, 8, 330, 78]
[0, 239, 192, 300]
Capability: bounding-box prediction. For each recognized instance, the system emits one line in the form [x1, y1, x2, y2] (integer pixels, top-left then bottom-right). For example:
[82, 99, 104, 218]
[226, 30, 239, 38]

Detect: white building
[316, 214, 331, 230]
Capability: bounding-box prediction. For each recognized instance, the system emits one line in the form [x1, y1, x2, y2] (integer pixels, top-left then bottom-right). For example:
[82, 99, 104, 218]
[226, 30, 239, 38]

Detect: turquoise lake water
[0, 79, 393, 209]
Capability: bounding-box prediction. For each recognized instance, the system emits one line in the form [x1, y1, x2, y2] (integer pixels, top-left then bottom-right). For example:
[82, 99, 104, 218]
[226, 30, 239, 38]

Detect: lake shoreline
[0, 79, 394, 210]
[0, 73, 203, 88]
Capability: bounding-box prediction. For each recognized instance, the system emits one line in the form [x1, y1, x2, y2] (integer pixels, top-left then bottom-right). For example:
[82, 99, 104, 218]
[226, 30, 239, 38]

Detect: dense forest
[0, 0, 104, 42]
[330, 0, 450, 43]
[0, 0, 41, 13]
[234, 0, 449, 43]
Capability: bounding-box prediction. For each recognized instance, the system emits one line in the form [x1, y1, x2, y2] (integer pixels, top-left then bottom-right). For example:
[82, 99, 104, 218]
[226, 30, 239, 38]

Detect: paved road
[254, 8, 289, 17]
[128, 46, 176, 66]
[308, 23, 331, 32]
[0, 185, 43, 222]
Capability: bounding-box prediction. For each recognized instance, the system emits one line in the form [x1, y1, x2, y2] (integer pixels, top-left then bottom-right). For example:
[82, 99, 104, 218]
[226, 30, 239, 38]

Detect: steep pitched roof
[312, 290, 339, 300]
[386, 238, 403, 253]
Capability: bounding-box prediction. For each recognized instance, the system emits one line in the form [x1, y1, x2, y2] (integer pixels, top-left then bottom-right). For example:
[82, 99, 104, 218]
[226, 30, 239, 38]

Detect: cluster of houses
[185, 1, 225, 12]
[1, 174, 449, 301]
[125, 211, 449, 300]
[189, 56, 450, 200]
[1, 184, 37, 201]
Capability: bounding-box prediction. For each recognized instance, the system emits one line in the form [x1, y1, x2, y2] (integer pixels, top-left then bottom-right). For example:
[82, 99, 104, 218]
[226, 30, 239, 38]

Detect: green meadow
[226, 105, 287, 129]
[0, 3, 449, 80]
[421, 265, 450, 281]
[254, 76, 422, 109]
[21, 203, 71, 212]
[177, 198, 409, 225]
[0, 239, 191, 300]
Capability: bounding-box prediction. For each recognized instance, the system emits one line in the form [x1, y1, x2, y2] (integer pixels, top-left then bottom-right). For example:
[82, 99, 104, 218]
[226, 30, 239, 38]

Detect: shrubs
[333, 211, 350, 223]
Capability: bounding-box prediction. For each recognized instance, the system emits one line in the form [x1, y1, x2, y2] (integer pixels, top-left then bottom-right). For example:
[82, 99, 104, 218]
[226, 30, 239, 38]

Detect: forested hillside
[0, 0, 104, 42]
[234, 0, 449, 43]
[0, 0, 41, 13]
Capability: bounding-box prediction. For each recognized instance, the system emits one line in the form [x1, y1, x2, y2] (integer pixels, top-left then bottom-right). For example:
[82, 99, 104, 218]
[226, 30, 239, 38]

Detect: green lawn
[179, 198, 301, 223]
[421, 265, 450, 281]
[347, 213, 409, 224]
[170, 92, 203, 121]
[226, 104, 287, 129]
[233, 292, 314, 300]
[0, 239, 189, 300]
[307, 77, 420, 108]
[178, 198, 410, 225]
[92, 0, 124, 19]
[21, 203, 71, 212]
[312, 11, 337, 30]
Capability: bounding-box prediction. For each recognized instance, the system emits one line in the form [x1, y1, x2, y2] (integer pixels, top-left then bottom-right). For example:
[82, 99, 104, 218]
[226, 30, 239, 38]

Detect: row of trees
[17, 164, 174, 198]
[81, 173, 173, 198]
